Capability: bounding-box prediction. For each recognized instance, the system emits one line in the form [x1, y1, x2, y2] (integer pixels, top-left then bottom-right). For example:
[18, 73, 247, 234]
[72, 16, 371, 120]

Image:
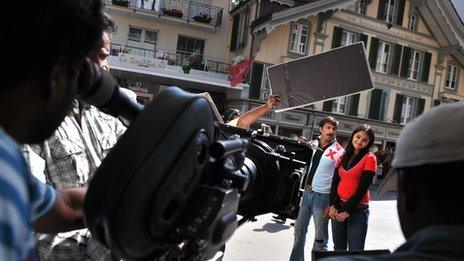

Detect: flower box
[162, 8, 184, 18]
[112, 0, 130, 7]
[193, 13, 212, 24]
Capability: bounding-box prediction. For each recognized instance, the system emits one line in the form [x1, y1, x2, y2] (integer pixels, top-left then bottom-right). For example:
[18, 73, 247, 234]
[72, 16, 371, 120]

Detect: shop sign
[119, 53, 167, 68]
[338, 121, 356, 133]
[371, 126, 386, 139]
[281, 112, 306, 125]
[386, 128, 401, 140]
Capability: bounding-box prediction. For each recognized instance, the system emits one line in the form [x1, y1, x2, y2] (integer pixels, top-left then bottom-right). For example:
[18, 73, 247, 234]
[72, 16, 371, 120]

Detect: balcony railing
[107, 0, 223, 28]
[110, 43, 231, 74]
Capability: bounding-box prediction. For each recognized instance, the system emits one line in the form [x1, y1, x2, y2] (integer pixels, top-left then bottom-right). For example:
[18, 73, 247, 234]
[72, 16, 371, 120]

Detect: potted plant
[112, 0, 130, 7]
[162, 8, 184, 18]
[193, 12, 212, 24]
[182, 63, 192, 74]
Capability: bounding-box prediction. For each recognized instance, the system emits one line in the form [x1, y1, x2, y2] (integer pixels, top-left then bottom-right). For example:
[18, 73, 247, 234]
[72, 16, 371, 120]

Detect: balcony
[106, 0, 223, 29]
[110, 43, 231, 74]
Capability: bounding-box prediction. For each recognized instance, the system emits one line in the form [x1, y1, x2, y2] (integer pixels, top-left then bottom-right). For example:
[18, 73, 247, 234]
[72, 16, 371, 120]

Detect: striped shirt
[0, 127, 56, 260]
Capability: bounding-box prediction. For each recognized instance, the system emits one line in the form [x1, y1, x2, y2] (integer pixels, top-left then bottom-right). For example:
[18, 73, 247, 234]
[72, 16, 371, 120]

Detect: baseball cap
[377, 102, 464, 195]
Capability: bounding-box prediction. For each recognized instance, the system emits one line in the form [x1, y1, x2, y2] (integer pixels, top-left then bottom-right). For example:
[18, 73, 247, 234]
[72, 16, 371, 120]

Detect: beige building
[227, 0, 464, 147]
[103, 0, 234, 108]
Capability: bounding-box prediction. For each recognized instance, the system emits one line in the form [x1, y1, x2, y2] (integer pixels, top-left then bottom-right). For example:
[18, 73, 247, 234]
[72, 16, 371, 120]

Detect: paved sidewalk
[224, 190, 404, 261]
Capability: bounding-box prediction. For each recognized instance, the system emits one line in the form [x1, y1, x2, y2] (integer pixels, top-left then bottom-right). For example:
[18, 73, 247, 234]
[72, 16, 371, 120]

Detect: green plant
[162, 8, 183, 18]
[182, 63, 192, 73]
[193, 12, 212, 23]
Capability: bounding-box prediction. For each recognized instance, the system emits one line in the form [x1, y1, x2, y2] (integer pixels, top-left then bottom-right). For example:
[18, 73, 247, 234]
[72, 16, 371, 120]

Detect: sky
[450, 0, 464, 22]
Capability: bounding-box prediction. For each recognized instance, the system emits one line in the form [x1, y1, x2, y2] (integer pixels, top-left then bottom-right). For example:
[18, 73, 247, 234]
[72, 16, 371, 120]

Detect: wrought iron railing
[107, 0, 223, 28]
[110, 43, 231, 73]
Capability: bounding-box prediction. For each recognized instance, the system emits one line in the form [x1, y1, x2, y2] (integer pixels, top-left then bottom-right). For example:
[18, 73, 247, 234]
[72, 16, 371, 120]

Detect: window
[144, 31, 157, 44]
[355, 0, 367, 15]
[445, 64, 459, 90]
[375, 41, 391, 74]
[128, 27, 142, 42]
[332, 97, 348, 114]
[400, 96, 416, 124]
[341, 31, 357, 46]
[393, 94, 425, 124]
[368, 89, 387, 121]
[290, 23, 309, 54]
[177, 36, 205, 68]
[378, 0, 405, 26]
[408, 13, 417, 31]
[385, 0, 396, 23]
[230, 11, 249, 51]
[408, 50, 421, 81]
[127, 27, 158, 58]
[128, 27, 157, 45]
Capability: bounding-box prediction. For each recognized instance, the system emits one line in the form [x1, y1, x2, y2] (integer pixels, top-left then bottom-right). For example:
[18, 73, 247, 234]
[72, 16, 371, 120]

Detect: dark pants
[331, 206, 369, 251]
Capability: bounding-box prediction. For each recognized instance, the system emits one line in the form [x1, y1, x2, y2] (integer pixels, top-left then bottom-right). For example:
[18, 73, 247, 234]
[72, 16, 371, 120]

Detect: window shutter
[416, 98, 425, 117]
[393, 94, 404, 123]
[368, 89, 383, 120]
[400, 47, 412, 78]
[377, 0, 387, 20]
[249, 63, 264, 99]
[369, 37, 380, 70]
[390, 44, 403, 75]
[332, 26, 343, 48]
[396, 0, 406, 26]
[230, 15, 240, 51]
[359, 34, 368, 49]
[323, 100, 334, 112]
[349, 94, 360, 116]
[420, 52, 432, 83]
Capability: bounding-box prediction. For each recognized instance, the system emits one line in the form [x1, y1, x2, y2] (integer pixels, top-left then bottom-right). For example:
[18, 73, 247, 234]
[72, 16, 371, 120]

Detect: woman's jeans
[289, 190, 329, 261]
[331, 206, 369, 251]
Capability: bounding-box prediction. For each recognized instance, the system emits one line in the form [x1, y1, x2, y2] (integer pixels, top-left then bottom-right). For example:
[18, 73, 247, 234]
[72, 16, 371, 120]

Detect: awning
[253, 0, 357, 34]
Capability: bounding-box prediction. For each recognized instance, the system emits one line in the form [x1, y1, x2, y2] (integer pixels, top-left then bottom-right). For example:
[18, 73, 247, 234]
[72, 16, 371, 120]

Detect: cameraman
[0, 1, 105, 260]
[290, 116, 344, 261]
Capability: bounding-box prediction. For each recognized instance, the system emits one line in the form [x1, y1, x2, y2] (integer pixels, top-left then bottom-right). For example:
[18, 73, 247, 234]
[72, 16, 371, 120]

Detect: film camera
[79, 61, 313, 260]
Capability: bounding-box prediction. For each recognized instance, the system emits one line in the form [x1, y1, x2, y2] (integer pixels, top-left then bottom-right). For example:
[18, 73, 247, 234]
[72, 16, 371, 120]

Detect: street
[224, 189, 404, 261]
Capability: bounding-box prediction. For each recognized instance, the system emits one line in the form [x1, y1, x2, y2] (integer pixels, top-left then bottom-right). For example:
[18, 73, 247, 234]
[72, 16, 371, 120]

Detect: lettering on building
[119, 53, 168, 68]
[372, 74, 433, 94]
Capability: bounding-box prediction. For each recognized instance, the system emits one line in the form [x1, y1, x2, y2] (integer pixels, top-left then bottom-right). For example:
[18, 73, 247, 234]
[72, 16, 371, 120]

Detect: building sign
[338, 120, 356, 133]
[280, 111, 306, 125]
[118, 53, 167, 68]
[386, 128, 401, 140]
[372, 73, 433, 95]
[371, 126, 386, 139]
[334, 12, 438, 48]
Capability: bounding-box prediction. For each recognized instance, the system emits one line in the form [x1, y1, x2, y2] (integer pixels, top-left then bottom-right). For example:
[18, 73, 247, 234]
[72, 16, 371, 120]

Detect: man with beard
[290, 116, 344, 261]
[0, 0, 104, 260]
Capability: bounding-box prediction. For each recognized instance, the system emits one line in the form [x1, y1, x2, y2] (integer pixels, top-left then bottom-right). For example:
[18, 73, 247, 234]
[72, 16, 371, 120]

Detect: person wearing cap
[225, 93, 281, 128]
[322, 102, 464, 260]
[290, 116, 344, 261]
[328, 124, 377, 251]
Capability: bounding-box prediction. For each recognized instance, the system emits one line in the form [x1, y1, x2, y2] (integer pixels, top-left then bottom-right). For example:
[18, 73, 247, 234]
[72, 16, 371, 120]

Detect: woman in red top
[328, 124, 377, 250]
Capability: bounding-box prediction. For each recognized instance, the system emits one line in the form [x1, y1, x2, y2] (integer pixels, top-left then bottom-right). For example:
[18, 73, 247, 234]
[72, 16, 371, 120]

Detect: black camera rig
[79, 65, 313, 260]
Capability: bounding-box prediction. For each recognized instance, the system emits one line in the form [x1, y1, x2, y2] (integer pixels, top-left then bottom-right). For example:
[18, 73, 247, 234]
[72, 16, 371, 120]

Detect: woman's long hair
[341, 124, 376, 169]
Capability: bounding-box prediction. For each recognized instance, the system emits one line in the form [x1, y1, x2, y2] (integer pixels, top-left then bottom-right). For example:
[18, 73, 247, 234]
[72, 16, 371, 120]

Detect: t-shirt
[0, 128, 56, 260]
[310, 140, 344, 194]
[337, 152, 377, 205]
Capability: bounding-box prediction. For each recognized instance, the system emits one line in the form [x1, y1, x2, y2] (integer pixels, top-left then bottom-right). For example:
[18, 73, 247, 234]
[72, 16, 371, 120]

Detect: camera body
[83, 87, 313, 260]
